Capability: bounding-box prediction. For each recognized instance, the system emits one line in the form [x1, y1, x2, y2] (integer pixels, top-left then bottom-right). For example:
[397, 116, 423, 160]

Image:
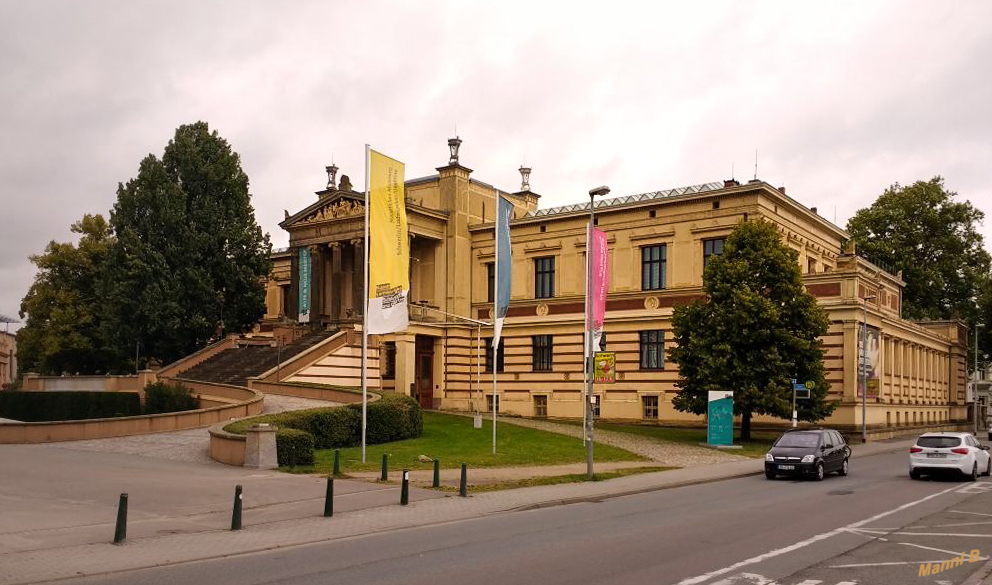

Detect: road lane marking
[887, 532, 992, 537]
[675, 484, 962, 585]
[898, 542, 975, 556]
[956, 483, 992, 494]
[794, 580, 823, 585]
[950, 510, 992, 517]
[924, 521, 992, 528]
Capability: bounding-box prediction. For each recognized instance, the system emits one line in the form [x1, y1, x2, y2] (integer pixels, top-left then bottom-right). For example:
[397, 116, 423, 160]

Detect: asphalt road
[60, 451, 992, 585]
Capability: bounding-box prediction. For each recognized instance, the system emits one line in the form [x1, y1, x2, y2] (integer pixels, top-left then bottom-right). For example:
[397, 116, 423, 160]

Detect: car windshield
[775, 433, 820, 448]
[916, 436, 961, 448]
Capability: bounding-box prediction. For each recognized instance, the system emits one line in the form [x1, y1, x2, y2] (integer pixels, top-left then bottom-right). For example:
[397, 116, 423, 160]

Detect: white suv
[909, 432, 992, 481]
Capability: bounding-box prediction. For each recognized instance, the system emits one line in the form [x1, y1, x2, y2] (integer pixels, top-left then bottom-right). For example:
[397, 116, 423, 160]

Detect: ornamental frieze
[299, 199, 365, 224]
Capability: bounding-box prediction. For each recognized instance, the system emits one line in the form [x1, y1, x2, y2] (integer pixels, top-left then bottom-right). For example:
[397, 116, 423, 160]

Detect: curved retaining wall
[0, 380, 262, 444]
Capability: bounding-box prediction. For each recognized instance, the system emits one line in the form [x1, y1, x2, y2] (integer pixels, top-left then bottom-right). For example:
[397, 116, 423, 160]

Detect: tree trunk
[741, 410, 752, 442]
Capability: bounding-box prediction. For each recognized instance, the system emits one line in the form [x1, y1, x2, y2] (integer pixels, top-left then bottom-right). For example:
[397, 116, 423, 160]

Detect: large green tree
[101, 122, 271, 366]
[17, 215, 117, 374]
[846, 177, 991, 363]
[670, 219, 834, 440]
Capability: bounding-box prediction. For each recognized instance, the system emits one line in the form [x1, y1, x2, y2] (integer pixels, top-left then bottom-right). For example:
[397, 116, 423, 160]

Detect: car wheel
[985, 458, 991, 477]
[814, 461, 825, 481]
[968, 462, 979, 482]
[910, 468, 921, 480]
[838, 458, 849, 476]
[765, 471, 776, 480]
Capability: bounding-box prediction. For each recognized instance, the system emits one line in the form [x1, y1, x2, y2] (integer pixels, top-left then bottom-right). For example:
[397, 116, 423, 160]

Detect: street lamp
[975, 323, 985, 435]
[861, 295, 876, 444]
[586, 185, 610, 479]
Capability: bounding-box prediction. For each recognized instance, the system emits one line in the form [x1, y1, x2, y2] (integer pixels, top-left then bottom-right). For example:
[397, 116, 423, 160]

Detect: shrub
[0, 391, 141, 421]
[277, 428, 315, 467]
[224, 392, 423, 449]
[143, 381, 198, 414]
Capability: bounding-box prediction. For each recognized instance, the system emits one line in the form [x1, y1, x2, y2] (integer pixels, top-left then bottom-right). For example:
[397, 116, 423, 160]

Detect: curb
[962, 555, 992, 585]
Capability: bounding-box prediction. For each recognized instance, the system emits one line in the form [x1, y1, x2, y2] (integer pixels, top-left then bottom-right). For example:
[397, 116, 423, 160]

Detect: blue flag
[493, 196, 513, 347]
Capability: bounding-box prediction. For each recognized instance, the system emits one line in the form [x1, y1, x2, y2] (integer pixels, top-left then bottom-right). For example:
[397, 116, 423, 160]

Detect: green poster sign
[298, 247, 311, 323]
[707, 391, 733, 446]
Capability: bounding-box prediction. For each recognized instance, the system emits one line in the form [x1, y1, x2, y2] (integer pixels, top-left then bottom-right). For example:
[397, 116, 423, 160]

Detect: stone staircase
[178, 330, 337, 388]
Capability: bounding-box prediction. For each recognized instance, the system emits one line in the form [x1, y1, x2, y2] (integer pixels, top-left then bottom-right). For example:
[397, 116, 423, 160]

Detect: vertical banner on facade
[707, 390, 734, 446]
[298, 247, 311, 324]
[493, 195, 513, 347]
[367, 150, 409, 335]
[858, 325, 880, 399]
[590, 227, 609, 352]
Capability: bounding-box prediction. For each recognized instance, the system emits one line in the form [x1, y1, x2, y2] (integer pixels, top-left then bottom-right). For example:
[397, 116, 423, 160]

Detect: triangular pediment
[280, 191, 367, 229]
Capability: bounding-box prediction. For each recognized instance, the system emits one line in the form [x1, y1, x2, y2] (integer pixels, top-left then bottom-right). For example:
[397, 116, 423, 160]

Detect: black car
[764, 428, 850, 481]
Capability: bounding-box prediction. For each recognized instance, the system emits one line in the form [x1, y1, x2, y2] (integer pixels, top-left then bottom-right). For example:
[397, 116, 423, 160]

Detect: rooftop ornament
[519, 166, 531, 191]
[325, 163, 339, 190]
[448, 136, 462, 164]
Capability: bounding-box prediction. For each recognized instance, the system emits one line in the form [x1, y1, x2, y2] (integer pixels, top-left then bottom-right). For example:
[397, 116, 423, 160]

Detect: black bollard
[381, 453, 388, 481]
[400, 470, 410, 505]
[459, 463, 467, 497]
[333, 449, 341, 476]
[113, 493, 128, 544]
[323, 477, 334, 517]
[231, 485, 243, 530]
[432, 459, 440, 488]
[290, 449, 296, 469]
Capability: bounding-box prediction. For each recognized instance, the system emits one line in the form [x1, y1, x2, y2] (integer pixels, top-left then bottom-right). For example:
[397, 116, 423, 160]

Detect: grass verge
[592, 423, 777, 458]
[307, 411, 646, 474]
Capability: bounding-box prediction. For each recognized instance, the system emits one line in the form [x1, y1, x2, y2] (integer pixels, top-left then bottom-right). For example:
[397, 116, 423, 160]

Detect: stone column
[351, 238, 364, 318]
[394, 332, 417, 397]
[309, 245, 324, 323]
[245, 424, 278, 469]
[329, 242, 343, 322]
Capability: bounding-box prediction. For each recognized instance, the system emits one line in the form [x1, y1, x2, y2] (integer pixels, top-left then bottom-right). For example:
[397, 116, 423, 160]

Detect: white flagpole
[361, 144, 370, 463]
[492, 195, 499, 455]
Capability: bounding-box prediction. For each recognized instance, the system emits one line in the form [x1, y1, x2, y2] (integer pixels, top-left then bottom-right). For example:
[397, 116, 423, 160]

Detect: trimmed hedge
[0, 391, 142, 422]
[225, 393, 422, 450]
[277, 429, 316, 466]
[143, 381, 198, 414]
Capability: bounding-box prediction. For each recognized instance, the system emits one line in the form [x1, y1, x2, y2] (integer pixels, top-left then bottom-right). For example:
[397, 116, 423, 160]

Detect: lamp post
[586, 185, 610, 479]
[861, 295, 876, 443]
[975, 323, 985, 435]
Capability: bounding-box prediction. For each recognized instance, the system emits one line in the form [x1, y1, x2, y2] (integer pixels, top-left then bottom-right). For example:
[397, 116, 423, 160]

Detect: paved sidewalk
[0, 436, 915, 585]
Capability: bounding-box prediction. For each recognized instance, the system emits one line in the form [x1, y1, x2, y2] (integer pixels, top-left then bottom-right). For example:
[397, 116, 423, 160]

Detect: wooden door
[415, 336, 434, 410]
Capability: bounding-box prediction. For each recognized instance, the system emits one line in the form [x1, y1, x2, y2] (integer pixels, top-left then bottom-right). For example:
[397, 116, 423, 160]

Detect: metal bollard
[381, 453, 388, 481]
[432, 459, 440, 488]
[323, 477, 334, 517]
[400, 470, 410, 505]
[113, 493, 128, 544]
[459, 463, 468, 497]
[231, 485, 243, 530]
[333, 449, 341, 476]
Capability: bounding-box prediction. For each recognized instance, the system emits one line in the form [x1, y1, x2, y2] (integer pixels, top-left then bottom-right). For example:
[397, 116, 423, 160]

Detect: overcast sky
[2, 1, 991, 331]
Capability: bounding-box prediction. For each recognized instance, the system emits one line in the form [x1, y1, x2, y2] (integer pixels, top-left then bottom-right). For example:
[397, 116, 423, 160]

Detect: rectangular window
[639, 330, 665, 370]
[532, 335, 553, 371]
[534, 395, 548, 417]
[535, 257, 555, 299]
[487, 394, 501, 413]
[642, 395, 659, 420]
[641, 245, 667, 290]
[381, 341, 396, 380]
[703, 238, 726, 268]
[807, 257, 817, 274]
[485, 337, 505, 373]
[280, 284, 291, 316]
[486, 262, 495, 303]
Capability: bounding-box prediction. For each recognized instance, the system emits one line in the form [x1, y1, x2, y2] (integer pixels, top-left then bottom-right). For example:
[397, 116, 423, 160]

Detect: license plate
[927, 453, 945, 458]
[778, 465, 795, 470]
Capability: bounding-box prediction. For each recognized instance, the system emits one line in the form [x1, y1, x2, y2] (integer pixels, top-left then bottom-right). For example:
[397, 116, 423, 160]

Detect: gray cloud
[2, 0, 991, 332]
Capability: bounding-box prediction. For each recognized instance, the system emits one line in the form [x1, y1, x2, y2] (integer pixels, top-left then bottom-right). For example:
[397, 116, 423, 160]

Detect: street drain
[828, 489, 855, 495]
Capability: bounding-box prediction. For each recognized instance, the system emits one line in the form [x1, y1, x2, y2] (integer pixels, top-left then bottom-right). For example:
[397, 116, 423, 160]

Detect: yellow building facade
[264, 140, 969, 437]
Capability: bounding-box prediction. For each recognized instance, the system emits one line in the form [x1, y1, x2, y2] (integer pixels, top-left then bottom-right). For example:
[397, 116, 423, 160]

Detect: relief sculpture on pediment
[299, 200, 366, 224]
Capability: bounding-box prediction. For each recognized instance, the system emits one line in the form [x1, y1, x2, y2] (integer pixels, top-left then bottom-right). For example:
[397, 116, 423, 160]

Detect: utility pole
[975, 323, 984, 435]
[586, 185, 610, 479]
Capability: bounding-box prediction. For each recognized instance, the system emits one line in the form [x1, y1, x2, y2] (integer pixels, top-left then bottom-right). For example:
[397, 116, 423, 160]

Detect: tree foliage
[17, 215, 117, 374]
[846, 177, 991, 361]
[100, 121, 272, 366]
[670, 219, 834, 440]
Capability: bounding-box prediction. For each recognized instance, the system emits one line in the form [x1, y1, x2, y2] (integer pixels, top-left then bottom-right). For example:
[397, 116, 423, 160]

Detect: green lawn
[593, 423, 779, 459]
[312, 411, 647, 474]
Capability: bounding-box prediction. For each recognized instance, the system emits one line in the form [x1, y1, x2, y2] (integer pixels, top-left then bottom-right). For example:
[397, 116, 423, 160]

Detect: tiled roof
[526, 181, 723, 218]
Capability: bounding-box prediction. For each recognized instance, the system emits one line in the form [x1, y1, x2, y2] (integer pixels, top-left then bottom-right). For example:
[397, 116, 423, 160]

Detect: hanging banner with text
[594, 351, 616, 383]
[298, 247, 311, 324]
[493, 195, 513, 347]
[858, 325, 880, 399]
[589, 226, 609, 352]
[367, 150, 409, 334]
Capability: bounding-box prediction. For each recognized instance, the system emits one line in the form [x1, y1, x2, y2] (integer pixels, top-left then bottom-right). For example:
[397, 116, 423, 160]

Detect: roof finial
[519, 165, 531, 191]
[325, 163, 339, 190]
[448, 136, 462, 164]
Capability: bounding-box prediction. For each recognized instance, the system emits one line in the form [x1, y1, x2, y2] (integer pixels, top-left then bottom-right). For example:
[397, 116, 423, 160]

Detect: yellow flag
[367, 149, 409, 334]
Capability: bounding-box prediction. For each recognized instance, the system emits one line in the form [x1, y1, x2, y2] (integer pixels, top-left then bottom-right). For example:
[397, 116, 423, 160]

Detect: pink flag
[590, 227, 609, 352]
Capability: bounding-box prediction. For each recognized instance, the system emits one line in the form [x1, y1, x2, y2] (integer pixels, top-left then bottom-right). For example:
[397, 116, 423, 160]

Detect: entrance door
[415, 335, 434, 410]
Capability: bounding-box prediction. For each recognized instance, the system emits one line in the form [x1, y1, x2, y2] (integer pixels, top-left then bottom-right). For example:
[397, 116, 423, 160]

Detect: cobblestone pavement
[495, 416, 749, 468]
[55, 394, 336, 464]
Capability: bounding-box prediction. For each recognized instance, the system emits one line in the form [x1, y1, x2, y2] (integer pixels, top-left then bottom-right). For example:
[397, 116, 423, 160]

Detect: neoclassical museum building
[260, 138, 970, 436]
